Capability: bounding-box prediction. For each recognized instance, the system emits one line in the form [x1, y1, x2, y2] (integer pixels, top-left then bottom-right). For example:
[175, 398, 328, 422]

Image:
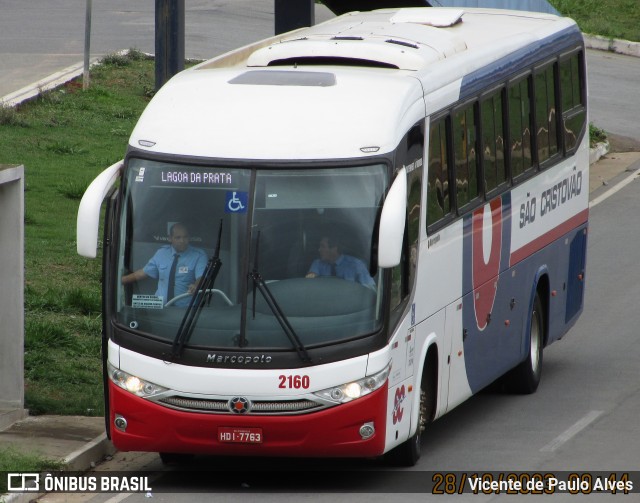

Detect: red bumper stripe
[109, 381, 388, 458]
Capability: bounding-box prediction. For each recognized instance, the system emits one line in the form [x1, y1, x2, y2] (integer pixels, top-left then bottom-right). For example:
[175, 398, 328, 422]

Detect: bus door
[442, 300, 470, 414]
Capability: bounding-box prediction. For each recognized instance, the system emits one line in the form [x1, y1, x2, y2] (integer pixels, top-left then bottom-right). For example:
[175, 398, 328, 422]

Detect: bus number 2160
[279, 375, 310, 389]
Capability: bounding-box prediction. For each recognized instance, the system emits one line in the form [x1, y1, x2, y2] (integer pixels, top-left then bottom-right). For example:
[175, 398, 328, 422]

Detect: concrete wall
[0, 164, 26, 429]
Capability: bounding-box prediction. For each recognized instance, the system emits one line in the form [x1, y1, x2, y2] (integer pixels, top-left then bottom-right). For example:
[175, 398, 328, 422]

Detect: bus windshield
[116, 158, 388, 351]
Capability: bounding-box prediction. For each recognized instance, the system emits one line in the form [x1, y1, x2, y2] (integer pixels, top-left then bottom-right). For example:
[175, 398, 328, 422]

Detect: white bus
[77, 7, 588, 466]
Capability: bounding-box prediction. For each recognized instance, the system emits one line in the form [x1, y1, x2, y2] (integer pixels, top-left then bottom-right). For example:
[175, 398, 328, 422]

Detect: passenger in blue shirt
[305, 236, 375, 289]
[122, 223, 208, 306]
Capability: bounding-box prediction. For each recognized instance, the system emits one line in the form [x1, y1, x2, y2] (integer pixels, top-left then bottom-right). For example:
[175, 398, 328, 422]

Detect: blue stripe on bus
[460, 192, 587, 393]
[459, 25, 583, 100]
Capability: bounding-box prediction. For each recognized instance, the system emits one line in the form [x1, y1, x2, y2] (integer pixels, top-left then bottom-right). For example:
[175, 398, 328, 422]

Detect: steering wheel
[165, 289, 233, 307]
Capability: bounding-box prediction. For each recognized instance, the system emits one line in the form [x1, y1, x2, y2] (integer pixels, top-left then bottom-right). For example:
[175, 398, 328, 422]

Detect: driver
[122, 223, 207, 306]
[305, 235, 375, 289]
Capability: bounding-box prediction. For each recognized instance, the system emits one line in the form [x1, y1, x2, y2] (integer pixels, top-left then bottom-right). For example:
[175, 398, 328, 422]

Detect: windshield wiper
[248, 231, 311, 363]
[170, 219, 224, 360]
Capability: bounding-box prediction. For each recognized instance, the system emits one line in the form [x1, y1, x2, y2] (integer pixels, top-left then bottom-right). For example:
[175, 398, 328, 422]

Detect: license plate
[218, 427, 263, 444]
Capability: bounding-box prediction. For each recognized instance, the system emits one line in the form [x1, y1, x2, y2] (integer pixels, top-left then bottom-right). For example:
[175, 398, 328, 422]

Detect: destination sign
[133, 165, 235, 186]
[160, 171, 233, 185]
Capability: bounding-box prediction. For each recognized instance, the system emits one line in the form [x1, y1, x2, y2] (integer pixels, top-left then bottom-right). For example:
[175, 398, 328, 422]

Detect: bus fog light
[114, 415, 128, 432]
[359, 422, 375, 439]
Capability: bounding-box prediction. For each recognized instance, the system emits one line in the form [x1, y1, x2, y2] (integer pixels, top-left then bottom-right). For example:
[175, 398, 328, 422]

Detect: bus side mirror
[377, 167, 407, 268]
[77, 161, 123, 258]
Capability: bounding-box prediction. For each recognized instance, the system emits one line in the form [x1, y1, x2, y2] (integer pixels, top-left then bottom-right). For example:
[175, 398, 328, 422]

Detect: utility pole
[275, 0, 315, 35]
[155, 0, 185, 91]
[83, 0, 92, 90]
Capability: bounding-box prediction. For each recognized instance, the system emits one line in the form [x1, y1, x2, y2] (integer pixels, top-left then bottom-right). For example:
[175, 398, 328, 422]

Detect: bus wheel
[159, 452, 194, 465]
[385, 388, 427, 467]
[508, 293, 544, 394]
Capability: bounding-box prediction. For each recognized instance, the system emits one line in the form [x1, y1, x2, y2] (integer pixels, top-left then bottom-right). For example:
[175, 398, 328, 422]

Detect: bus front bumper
[108, 381, 388, 458]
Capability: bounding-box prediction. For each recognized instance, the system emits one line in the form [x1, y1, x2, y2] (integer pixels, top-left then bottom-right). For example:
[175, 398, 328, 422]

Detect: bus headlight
[108, 363, 167, 398]
[314, 363, 390, 404]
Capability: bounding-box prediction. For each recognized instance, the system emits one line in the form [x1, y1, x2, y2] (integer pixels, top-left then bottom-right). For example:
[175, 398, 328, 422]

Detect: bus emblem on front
[229, 397, 251, 414]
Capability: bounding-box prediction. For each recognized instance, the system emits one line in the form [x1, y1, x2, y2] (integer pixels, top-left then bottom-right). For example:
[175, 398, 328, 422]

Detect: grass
[0, 49, 157, 418]
[549, 0, 640, 42]
[0, 447, 65, 493]
[589, 122, 608, 147]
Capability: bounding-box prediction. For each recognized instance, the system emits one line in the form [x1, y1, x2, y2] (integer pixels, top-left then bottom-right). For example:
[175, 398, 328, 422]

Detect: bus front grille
[156, 395, 327, 415]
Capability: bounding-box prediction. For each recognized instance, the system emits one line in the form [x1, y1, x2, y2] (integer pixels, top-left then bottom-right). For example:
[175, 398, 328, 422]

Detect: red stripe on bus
[108, 381, 388, 457]
[510, 209, 589, 266]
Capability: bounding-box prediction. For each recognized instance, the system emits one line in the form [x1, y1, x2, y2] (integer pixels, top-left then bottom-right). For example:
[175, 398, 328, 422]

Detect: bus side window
[560, 51, 586, 154]
[534, 63, 559, 165]
[508, 76, 533, 179]
[390, 122, 424, 316]
[453, 103, 479, 210]
[480, 90, 506, 194]
[426, 117, 451, 228]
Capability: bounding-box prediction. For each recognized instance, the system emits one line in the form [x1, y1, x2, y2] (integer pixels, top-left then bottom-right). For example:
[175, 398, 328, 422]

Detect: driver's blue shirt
[308, 254, 375, 289]
[143, 245, 208, 306]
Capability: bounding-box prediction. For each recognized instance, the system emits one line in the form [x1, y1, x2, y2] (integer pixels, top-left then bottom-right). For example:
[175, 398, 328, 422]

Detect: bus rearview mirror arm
[77, 160, 123, 258]
[377, 167, 407, 269]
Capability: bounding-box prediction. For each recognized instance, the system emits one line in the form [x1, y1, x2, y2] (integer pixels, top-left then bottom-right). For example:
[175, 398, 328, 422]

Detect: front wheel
[385, 389, 426, 466]
[386, 352, 437, 467]
[507, 292, 544, 394]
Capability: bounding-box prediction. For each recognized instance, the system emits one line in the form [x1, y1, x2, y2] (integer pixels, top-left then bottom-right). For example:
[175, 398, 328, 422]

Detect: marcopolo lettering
[207, 353, 273, 365]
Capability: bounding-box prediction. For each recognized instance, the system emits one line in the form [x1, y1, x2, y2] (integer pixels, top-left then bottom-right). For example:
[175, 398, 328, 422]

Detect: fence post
[0, 165, 27, 430]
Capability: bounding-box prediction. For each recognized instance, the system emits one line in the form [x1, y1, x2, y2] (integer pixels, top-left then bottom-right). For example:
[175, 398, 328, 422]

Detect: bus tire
[385, 387, 425, 466]
[507, 292, 544, 394]
[385, 351, 436, 467]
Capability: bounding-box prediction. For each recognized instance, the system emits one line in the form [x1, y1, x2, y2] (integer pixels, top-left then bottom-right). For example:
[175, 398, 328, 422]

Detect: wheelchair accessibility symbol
[226, 191, 248, 213]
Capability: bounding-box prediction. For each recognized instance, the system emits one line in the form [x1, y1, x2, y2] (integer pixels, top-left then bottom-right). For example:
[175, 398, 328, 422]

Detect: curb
[0, 49, 134, 109]
[0, 58, 99, 108]
[1, 434, 116, 503]
[64, 433, 117, 472]
[583, 34, 640, 58]
[589, 140, 610, 165]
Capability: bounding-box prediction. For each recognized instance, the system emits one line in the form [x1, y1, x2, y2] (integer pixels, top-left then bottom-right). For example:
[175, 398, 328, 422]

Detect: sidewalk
[0, 416, 115, 503]
[0, 415, 114, 471]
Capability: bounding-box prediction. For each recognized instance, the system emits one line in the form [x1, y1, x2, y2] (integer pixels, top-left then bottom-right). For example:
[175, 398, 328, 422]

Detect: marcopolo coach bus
[77, 6, 588, 466]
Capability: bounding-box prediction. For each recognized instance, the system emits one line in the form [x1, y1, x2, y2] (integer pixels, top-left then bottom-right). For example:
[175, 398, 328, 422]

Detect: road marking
[104, 493, 131, 503]
[590, 166, 640, 208]
[540, 410, 604, 452]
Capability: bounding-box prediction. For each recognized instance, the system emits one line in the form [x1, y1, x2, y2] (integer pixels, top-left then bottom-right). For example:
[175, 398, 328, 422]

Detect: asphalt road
[587, 50, 640, 144]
